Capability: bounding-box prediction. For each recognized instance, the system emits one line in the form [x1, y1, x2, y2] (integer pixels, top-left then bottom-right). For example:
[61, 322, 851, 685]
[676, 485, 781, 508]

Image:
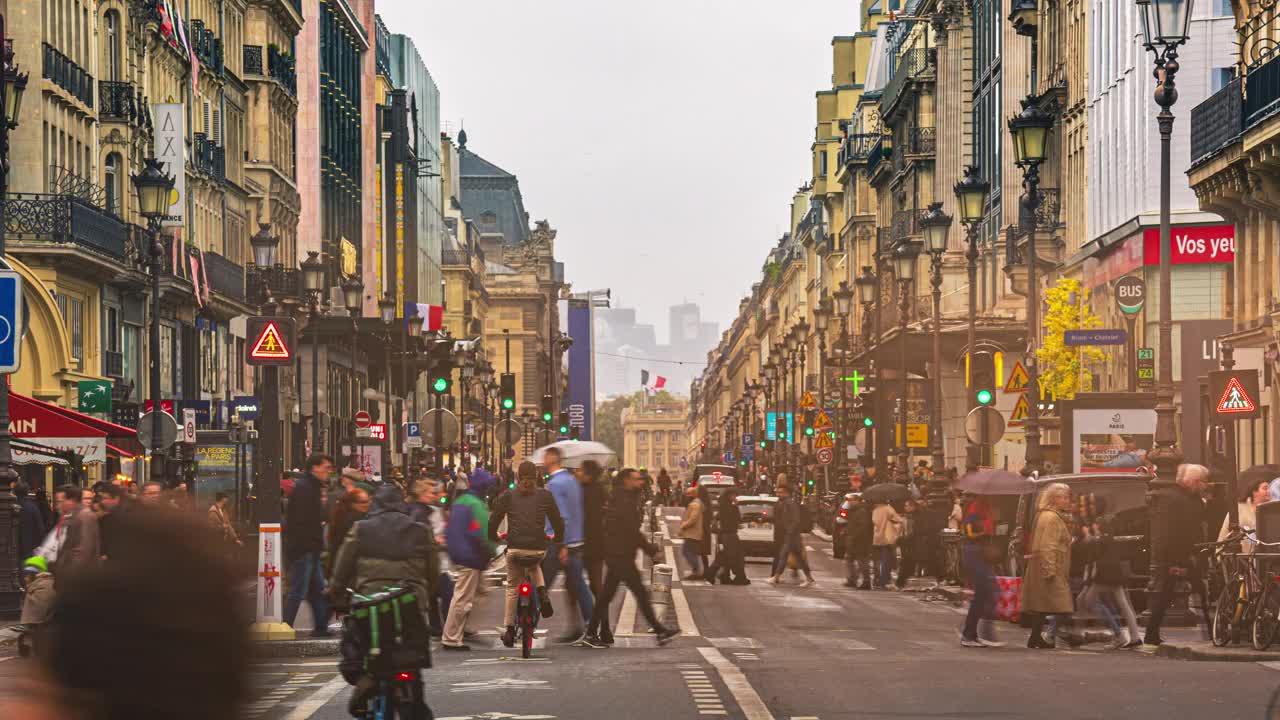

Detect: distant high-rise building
[594, 303, 719, 402]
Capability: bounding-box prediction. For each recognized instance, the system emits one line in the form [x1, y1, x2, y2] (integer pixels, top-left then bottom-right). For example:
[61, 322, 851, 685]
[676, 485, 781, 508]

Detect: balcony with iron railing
[98, 81, 139, 123]
[244, 45, 264, 75]
[879, 48, 929, 120]
[268, 46, 297, 96]
[840, 133, 879, 168]
[3, 193, 130, 261]
[1247, 54, 1280, 131]
[204, 251, 245, 301]
[42, 43, 94, 108]
[188, 20, 224, 76]
[246, 265, 302, 307]
[905, 126, 936, 156]
[864, 135, 887, 177]
[890, 208, 926, 241]
[191, 134, 226, 184]
[1016, 187, 1062, 232]
[1191, 77, 1243, 166]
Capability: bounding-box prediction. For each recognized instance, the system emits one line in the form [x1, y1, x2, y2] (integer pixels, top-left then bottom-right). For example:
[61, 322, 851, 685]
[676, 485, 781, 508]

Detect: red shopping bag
[994, 576, 1022, 623]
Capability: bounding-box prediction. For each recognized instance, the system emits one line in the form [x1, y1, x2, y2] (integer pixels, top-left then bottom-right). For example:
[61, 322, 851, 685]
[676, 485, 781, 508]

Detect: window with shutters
[213, 108, 222, 145]
[203, 101, 212, 135]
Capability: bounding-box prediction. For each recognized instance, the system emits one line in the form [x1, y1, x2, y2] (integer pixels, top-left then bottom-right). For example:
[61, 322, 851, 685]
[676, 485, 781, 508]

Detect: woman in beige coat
[679, 487, 706, 580]
[1023, 483, 1074, 649]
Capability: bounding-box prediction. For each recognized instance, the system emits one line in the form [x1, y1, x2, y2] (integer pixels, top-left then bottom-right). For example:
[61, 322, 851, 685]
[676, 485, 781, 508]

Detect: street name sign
[1064, 329, 1127, 346]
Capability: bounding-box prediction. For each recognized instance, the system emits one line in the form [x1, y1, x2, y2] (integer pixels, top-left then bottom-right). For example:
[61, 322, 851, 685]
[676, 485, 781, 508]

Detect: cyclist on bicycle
[489, 460, 565, 648]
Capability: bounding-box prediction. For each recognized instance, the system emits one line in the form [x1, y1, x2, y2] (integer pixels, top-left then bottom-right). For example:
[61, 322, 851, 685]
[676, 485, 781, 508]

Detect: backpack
[339, 586, 430, 683]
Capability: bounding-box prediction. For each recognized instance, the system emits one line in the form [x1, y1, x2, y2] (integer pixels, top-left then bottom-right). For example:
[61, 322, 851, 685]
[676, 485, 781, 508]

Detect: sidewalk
[1147, 628, 1280, 662]
[0, 621, 18, 649]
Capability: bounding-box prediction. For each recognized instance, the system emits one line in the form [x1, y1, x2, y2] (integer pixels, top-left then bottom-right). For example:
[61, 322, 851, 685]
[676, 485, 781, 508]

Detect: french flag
[407, 303, 444, 333]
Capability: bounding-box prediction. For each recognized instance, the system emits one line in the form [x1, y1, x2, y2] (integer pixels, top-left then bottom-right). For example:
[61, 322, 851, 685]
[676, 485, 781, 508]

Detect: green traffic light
[433, 377, 449, 393]
[807, 479, 814, 486]
[804, 427, 815, 437]
[863, 417, 874, 427]
[502, 398, 515, 410]
[739, 460, 746, 467]
[977, 389, 994, 405]
[542, 411, 553, 422]
[508, 482, 516, 489]
[759, 440, 766, 449]
[559, 426, 569, 434]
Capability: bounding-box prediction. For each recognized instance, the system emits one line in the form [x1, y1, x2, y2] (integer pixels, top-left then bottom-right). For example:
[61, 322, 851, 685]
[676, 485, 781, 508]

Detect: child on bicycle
[489, 460, 565, 648]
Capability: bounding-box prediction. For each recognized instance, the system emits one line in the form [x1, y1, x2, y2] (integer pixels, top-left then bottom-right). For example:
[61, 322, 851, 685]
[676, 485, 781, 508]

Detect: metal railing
[890, 208, 926, 241]
[42, 43, 94, 107]
[268, 46, 297, 95]
[191, 134, 226, 184]
[880, 48, 927, 117]
[1192, 77, 1244, 165]
[442, 248, 472, 266]
[1247, 54, 1280, 131]
[3, 193, 129, 260]
[98, 81, 136, 122]
[840, 133, 879, 167]
[906, 126, 936, 155]
[203, 251, 245, 301]
[865, 135, 886, 176]
[246, 265, 301, 306]
[243, 45, 264, 75]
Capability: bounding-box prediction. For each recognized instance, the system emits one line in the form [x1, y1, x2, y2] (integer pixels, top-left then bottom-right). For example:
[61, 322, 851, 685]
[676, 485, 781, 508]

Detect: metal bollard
[650, 563, 674, 623]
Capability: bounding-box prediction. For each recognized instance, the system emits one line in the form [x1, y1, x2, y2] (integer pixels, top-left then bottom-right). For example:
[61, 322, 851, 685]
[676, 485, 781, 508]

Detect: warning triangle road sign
[246, 316, 297, 366]
[251, 322, 290, 359]
[813, 432, 834, 449]
[1009, 394, 1030, 426]
[799, 391, 817, 410]
[1217, 377, 1257, 414]
[1005, 361, 1030, 393]
[812, 410, 833, 430]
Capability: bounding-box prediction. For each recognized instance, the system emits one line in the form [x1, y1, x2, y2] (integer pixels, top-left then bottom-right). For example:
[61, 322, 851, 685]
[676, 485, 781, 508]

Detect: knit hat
[23, 556, 48, 574]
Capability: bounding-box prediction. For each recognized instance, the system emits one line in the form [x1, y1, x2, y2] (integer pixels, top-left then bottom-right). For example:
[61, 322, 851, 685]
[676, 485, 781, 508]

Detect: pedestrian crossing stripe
[1008, 394, 1030, 425]
[1216, 377, 1257, 414]
[812, 410, 833, 430]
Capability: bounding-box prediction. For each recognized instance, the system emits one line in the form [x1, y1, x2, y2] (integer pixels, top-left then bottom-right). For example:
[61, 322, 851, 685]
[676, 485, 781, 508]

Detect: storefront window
[122, 325, 141, 399]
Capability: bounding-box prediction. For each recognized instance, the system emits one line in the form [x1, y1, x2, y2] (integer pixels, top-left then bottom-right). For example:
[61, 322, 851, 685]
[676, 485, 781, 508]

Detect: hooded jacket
[447, 469, 497, 570]
[489, 485, 564, 551]
[331, 486, 439, 604]
[603, 485, 658, 559]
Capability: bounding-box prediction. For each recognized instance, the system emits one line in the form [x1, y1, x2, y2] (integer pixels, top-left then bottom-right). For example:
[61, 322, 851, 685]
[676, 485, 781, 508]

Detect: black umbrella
[862, 482, 912, 504]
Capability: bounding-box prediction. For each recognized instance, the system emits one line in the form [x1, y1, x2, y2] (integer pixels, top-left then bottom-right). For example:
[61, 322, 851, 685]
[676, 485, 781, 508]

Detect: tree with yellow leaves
[1036, 278, 1108, 400]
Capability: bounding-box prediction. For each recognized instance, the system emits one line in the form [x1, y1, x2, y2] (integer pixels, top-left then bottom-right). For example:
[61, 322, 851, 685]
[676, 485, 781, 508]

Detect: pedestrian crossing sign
[799, 391, 817, 410]
[246, 316, 297, 367]
[814, 432, 834, 449]
[1211, 370, 1261, 419]
[812, 410, 833, 430]
[1008, 394, 1031, 426]
[1004, 361, 1030, 393]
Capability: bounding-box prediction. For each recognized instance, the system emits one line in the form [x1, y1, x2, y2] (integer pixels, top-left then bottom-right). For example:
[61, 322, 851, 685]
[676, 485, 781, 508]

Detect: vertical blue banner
[565, 299, 594, 440]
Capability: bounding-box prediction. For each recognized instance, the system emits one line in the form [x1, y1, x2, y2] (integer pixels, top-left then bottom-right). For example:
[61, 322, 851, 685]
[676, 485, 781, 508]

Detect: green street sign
[78, 380, 113, 413]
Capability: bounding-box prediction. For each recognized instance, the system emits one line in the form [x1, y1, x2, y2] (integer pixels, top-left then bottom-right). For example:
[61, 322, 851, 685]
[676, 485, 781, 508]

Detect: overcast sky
[378, 1, 854, 345]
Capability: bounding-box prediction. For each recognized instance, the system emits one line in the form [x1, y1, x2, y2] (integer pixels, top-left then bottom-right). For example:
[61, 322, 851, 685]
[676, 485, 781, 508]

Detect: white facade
[1087, 0, 1236, 239]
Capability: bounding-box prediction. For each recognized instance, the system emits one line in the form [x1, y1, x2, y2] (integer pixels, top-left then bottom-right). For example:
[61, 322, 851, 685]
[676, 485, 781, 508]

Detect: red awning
[8, 392, 144, 463]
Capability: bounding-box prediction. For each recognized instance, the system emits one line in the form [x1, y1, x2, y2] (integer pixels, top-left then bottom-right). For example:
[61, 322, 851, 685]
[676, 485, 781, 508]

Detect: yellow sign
[1009, 394, 1031, 426]
[799, 391, 817, 410]
[1005, 361, 1030, 393]
[894, 423, 929, 448]
[340, 237, 357, 277]
[812, 410, 833, 430]
[814, 432, 835, 449]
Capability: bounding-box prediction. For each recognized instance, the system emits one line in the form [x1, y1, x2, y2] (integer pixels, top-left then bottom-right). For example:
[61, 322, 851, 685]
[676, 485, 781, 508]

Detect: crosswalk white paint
[245, 673, 318, 719]
[698, 647, 775, 720]
[282, 675, 348, 720]
[615, 588, 639, 636]
[680, 667, 729, 716]
[672, 587, 701, 636]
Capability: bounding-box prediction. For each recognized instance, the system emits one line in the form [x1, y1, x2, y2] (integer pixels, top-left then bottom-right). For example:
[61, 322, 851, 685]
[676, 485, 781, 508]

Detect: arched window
[104, 153, 121, 215]
[103, 10, 120, 80]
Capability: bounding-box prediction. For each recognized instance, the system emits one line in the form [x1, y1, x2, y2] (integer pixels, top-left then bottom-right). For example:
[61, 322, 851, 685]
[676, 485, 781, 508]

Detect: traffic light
[739, 459, 747, 467]
[864, 416, 874, 427]
[431, 374, 451, 394]
[970, 351, 997, 406]
[759, 440, 766, 449]
[541, 394, 554, 423]
[558, 411, 570, 435]
[804, 426, 815, 437]
[700, 439, 707, 451]
[500, 373, 516, 410]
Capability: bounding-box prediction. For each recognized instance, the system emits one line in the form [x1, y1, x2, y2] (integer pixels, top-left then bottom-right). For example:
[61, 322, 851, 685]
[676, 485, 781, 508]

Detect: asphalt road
[3, 508, 1279, 719]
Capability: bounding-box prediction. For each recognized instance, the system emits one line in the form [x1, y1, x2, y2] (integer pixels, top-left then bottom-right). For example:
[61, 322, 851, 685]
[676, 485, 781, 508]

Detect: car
[736, 495, 779, 559]
[1008, 473, 1152, 610]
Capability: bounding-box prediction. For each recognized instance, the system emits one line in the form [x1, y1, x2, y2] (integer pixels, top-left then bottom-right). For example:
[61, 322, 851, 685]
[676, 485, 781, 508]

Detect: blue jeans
[875, 545, 896, 588]
[681, 539, 704, 575]
[283, 552, 329, 633]
[961, 542, 996, 640]
[542, 543, 594, 625]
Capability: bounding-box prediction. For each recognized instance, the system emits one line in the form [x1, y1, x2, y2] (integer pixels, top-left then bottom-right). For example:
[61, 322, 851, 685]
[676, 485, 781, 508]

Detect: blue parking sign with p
[0, 271, 24, 373]
[406, 422, 421, 438]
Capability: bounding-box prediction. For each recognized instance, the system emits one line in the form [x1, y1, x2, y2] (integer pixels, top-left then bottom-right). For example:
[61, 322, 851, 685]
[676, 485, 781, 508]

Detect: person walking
[207, 492, 243, 556]
[441, 469, 497, 651]
[541, 447, 595, 644]
[580, 461, 608, 597]
[96, 484, 129, 562]
[325, 487, 370, 576]
[657, 469, 673, 506]
[872, 500, 903, 589]
[894, 500, 919, 590]
[958, 494, 1003, 647]
[54, 485, 99, 578]
[408, 478, 454, 638]
[1080, 518, 1143, 649]
[488, 461, 565, 648]
[1220, 477, 1270, 553]
[843, 493, 873, 589]
[705, 488, 749, 585]
[283, 454, 334, 637]
[679, 486, 707, 580]
[14, 481, 47, 566]
[768, 483, 815, 586]
[582, 468, 680, 647]
[1024, 483, 1075, 649]
[1144, 464, 1211, 646]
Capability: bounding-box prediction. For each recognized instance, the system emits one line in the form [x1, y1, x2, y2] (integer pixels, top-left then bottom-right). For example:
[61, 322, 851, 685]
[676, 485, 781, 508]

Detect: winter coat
[19, 572, 55, 624]
[447, 490, 496, 570]
[602, 486, 658, 559]
[58, 507, 100, 576]
[1150, 484, 1205, 567]
[872, 504, 903, 547]
[208, 504, 238, 544]
[17, 496, 48, 562]
[331, 487, 439, 606]
[680, 498, 706, 549]
[772, 497, 802, 542]
[284, 472, 325, 563]
[844, 504, 874, 556]
[1022, 509, 1074, 614]
[716, 498, 741, 539]
[488, 488, 564, 551]
[582, 479, 608, 561]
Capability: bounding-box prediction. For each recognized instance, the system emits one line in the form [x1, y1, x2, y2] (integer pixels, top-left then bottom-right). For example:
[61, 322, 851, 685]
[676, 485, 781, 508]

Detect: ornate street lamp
[920, 204, 952, 477]
[300, 251, 328, 454]
[132, 158, 175, 489]
[1136, 0, 1194, 561]
[342, 276, 363, 462]
[3, 40, 28, 130]
[891, 239, 921, 483]
[955, 166, 990, 470]
[251, 223, 278, 268]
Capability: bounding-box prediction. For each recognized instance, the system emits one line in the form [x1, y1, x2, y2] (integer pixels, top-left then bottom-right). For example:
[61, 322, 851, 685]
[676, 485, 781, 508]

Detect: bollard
[650, 563, 674, 625]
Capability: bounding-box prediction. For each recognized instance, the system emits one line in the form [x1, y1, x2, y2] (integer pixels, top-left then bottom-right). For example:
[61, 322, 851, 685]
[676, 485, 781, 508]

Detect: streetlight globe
[301, 251, 327, 294]
[407, 310, 425, 336]
[813, 298, 832, 333]
[251, 223, 279, 267]
[921, 202, 953, 255]
[1136, 0, 1194, 49]
[834, 281, 854, 316]
[855, 266, 877, 304]
[341, 276, 363, 313]
[1008, 98, 1054, 166]
[378, 293, 397, 325]
[954, 166, 991, 225]
[131, 157, 175, 219]
[892, 240, 922, 281]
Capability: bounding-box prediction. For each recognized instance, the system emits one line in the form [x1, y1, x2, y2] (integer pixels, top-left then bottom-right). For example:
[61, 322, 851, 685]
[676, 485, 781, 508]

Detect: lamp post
[300, 251, 327, 455]
[341, 276, 362, 467]
[920, 202, 953, 477]
[854, 267, 877, 470]
[1008, 98, 1054, 476]
[133, 158, 176, 488]
[833, 282, 854, 479]
[954, 166, 991, 470]
[405, 309, 424, 469]
[247, 225, 287, 525]
[762, 361, 776, 474]
[813, 299, 832, 492]
[1136, 0, 1194, 542]
[0, 29, 26, 613]
[891, 239, 922, 483]
[378, 293, 396, 474]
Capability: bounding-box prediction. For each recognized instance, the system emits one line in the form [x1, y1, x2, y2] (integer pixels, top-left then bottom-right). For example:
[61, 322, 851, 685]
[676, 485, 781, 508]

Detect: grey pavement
[3, 509, 1279, 718]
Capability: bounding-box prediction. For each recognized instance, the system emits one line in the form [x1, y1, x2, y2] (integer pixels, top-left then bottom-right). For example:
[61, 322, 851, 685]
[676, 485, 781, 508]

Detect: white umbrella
[528, 440, 616, 468]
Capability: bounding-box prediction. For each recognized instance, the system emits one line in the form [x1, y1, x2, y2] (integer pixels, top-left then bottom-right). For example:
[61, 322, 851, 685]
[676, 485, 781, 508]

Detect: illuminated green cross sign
[841, 370, 866, 396]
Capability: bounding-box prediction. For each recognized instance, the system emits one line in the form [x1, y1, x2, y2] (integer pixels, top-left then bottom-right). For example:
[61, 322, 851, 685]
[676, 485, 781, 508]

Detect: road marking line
[672, 587, 701, 636]
[665, 542, 678, 570]
[616, 586, 639, 636]
[1260, 661, 1280, 671]
[698, 647, 773, 720]
[281, 675, 348, 720]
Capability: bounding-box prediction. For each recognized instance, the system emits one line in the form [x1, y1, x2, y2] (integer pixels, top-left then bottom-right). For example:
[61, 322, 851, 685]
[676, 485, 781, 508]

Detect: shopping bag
[994, 576, 1022, 623]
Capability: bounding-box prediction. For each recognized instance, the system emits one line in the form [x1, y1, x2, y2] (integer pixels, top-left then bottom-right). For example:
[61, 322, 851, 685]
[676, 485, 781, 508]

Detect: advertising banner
[1070, 408, 1157, 473]
[566, 299, 595, 440]
[152, 103, 186, 227]
[1142, 224, 1235, 265]
[195, 443, 252, 507]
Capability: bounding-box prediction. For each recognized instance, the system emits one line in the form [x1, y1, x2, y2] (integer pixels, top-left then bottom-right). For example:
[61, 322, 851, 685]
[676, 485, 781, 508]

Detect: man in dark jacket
[330, 484, 439, 614]
[1145, 463, 1210, 645]
[843, 494, 873, 589]
[488, 461, 565, 647]
[583, 468, 679, 648]
[580, 462, 608, 596]
[284, 454, 333, 636]
[15, 481, 47, 565]
[704, 489, 749, 585]
[769, 483, 815, 585]
[441, 470, 497, 650]
[55, 485, 99, 577]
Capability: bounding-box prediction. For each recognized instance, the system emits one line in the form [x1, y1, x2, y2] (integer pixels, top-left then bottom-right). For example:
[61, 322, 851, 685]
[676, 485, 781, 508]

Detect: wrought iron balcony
[3, 193, 130, 261]
[1247, 54, 1280, 132]
[442, 248, 472, 266]
[890, 208, 926, 241]
[879, 48, 928, 119]
[188, 21, 224, 76]
[246, 265, 302, 307]
[864, 135, 886, 177]
[42, 43, 94, 108]
[906, 126, 936, 156]
[244, 45, 264, 76]
[191, 134, 226, 183]
[98, 81, 138, 123]
[840, 133, 879, 168]
[204, 251, 245, 301]
[1191, 77, 1243, 165]
[268, 46, 297, 96]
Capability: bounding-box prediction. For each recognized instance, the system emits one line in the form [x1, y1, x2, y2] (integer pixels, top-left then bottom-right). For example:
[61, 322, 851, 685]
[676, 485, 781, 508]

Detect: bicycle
[341, 587, 432, 720]
[1199, 532, 1266, 647]
[510, 552, 544, 659]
